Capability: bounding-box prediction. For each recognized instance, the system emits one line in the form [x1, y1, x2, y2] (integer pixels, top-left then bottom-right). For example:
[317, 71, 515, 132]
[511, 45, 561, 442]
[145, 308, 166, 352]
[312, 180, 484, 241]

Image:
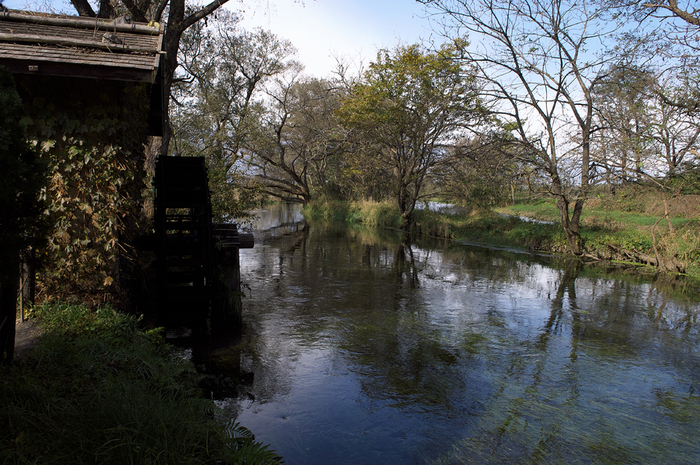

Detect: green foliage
[206, 156, 261, 223]
[304, 200, 352, 221]
[503, 199, 560, 222]
[16, 76, 150, 298]
[337, 41, 487, 227]
[0, 302, 283, 464]
[305, 200, 402, 228]
[226, 422, 285, 465]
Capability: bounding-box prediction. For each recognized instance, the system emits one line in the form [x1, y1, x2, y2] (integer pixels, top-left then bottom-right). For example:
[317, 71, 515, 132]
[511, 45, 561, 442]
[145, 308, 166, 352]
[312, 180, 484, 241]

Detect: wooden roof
[0, 10, 164, 83]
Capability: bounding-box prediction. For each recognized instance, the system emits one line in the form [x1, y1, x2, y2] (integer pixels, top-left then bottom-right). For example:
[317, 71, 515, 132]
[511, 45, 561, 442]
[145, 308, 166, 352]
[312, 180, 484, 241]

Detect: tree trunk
[400, 212, 413, 231]
[556, 196, 583, 255]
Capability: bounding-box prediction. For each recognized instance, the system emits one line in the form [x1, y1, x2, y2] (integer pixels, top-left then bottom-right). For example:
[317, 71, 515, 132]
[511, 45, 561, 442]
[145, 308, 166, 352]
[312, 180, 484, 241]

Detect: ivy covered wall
[15, 75, 151, 302]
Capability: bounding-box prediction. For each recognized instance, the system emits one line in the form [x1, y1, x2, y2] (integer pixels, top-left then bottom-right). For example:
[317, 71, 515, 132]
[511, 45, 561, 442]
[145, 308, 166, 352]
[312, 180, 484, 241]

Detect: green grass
[304, 200, 402, 228]
[1, 302, 283, 465]
[499, 199, 560, 221]
[502, 200, 694, 230]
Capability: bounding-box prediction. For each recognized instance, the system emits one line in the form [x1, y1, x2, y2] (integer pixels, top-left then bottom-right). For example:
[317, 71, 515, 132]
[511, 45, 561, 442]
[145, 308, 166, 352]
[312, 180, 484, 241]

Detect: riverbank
[1, 301, 282, 465]
[304, 195, 700, 278]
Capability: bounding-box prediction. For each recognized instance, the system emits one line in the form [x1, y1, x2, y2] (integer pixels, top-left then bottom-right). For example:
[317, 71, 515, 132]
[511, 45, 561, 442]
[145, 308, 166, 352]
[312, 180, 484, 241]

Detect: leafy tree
[171, 13, 297, 220]
[337, 42, 486, 230]
[0, 66, 46, 365]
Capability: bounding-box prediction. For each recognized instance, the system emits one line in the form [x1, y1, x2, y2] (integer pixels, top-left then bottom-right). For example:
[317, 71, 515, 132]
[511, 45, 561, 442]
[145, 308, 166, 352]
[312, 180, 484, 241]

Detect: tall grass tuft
[0, 301, 283, 464]
[305, 200, 401, 228]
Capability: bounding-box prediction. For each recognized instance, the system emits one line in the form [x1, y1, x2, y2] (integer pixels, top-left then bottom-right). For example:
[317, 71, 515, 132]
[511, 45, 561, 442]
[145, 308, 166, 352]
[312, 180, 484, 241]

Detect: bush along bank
[304, 200, 700, 278]
[0, 301, 283, 465]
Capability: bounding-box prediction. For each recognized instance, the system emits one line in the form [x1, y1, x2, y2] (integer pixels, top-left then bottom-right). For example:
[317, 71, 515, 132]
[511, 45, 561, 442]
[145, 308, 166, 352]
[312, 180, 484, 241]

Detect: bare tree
[607, 1, 700, 102]
[171, 15, 297, 218]
[650, 77, 700, 176]
[593, 65, 655, 184]
[243, 68, 344, 203]
[594, 66, 700, 182]
[421, 0, 622, 254]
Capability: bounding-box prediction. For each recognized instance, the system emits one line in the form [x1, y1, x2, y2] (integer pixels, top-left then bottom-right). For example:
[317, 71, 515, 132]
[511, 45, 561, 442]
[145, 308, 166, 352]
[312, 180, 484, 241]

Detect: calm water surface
[224, 203, 700, 464]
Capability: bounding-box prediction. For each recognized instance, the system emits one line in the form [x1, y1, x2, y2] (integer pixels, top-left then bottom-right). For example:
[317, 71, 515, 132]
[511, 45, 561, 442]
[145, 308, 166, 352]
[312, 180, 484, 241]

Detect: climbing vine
[17, 76, 150, 300]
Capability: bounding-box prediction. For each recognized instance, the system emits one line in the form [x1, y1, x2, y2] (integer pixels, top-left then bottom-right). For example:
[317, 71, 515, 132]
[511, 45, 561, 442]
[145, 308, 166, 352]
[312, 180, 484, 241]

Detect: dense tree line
[169, 0, 697, 254]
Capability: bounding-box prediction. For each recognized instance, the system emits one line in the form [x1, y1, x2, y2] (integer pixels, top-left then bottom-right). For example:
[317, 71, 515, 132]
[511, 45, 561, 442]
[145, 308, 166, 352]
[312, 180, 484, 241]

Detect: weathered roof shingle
[0, 10, 164, 83]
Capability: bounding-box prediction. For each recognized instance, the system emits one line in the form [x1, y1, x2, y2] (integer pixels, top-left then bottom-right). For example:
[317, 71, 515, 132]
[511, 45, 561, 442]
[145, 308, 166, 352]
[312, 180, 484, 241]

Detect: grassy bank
[304, 199, 566, 247]
[304, 195, 700, 278]
[1, 302, 282, 465]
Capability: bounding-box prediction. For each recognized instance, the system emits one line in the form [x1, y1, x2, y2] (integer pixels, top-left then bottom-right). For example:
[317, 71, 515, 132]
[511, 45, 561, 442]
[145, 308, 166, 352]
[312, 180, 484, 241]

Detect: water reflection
[229, 213, 700, 465]
[244, 202, 305, 236]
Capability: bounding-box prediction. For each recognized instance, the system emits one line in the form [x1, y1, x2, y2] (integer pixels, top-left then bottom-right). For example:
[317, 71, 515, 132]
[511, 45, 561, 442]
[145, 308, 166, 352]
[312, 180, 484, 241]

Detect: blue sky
[3, 0, 437, 78]
[236, 0, 435, 77]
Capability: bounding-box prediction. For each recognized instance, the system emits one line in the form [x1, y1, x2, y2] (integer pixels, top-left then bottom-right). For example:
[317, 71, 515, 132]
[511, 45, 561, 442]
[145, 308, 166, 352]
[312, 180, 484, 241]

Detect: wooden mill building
[0, 9, 165, 133]
[1, 10, 251, 333]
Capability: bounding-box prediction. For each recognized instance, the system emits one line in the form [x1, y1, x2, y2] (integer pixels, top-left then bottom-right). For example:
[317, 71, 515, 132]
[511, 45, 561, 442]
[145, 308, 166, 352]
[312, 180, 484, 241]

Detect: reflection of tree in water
[268, 225, 483, 410]
[234, 213, 700, 463]
[440, 260, 700, 464]
[393, 239, 419, 288]
[332, 238, 493, 416]
[450, 261, 589, 463]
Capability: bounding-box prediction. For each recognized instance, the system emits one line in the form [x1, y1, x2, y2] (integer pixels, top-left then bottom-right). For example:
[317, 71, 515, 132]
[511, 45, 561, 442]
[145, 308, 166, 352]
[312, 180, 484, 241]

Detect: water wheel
[154, 156, 212, 326]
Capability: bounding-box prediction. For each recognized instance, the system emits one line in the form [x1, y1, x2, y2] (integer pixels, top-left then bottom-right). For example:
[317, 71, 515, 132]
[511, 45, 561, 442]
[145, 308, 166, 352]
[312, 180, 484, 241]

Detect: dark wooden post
[211, 225, 254, 334]
[0, 253, 19, 366]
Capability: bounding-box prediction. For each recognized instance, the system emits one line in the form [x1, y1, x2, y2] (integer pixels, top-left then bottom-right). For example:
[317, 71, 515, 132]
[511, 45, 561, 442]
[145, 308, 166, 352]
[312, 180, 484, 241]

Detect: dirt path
[14, 318, 42, 359]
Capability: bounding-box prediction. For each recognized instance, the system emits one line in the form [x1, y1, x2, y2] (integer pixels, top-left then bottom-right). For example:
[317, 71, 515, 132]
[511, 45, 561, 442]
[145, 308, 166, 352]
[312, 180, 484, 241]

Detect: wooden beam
[0, 32, 163, 54]
[0, 10, 162, 35]
[0, 58, 155, 82]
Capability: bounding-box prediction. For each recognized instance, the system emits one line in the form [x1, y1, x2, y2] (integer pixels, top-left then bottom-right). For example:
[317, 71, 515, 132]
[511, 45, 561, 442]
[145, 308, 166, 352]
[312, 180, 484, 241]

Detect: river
[220, 203, 700, 464]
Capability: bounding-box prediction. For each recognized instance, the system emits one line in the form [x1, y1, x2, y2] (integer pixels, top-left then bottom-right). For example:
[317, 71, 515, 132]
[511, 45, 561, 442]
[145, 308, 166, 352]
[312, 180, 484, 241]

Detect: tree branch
[70, 0, 96, 17]
[97, 0, 114, 18]
[121, 0, 148, 23]
[155, 0, 169, 22]
[643, 0, 700, 26]
[182, 0, 231, 31]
